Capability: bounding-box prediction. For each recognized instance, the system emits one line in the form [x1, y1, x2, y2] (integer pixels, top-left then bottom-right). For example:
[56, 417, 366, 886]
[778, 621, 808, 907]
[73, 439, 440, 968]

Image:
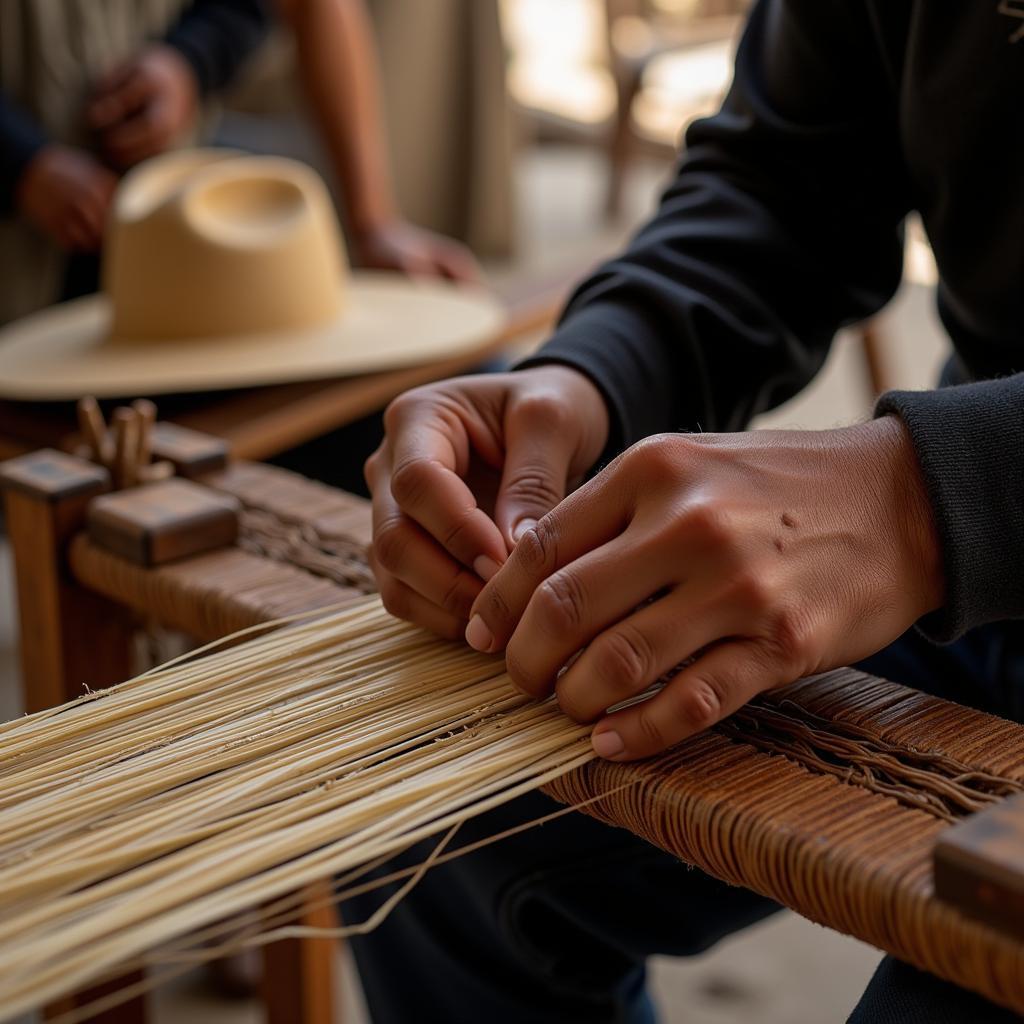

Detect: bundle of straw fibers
[0, 597, 594, 1020]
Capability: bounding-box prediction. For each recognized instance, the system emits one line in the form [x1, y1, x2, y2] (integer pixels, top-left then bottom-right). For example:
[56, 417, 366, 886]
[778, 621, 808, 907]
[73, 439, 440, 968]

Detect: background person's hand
[89, 45, 199, 169]
[365, 366, 610, 638]
[16, 145, 118, 250]
[354, 219, 483, 284]
[466, 418, 944, 761]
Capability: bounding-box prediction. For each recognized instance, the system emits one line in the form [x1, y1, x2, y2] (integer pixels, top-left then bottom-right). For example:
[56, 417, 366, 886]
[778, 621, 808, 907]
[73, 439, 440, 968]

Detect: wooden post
[261, 882, 338, 1024]
[0, 450, 135, 710]
[0, 450, 146, 1022]
[934, 792, 1024, 939]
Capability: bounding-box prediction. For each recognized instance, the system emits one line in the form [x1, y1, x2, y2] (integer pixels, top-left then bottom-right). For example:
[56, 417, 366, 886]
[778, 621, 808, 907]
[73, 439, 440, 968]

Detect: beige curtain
[366, 0, 515, 258]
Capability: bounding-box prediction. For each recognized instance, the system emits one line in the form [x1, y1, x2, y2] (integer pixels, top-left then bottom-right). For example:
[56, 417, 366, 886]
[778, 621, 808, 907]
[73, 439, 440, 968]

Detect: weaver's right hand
[365, 366, 610, 638]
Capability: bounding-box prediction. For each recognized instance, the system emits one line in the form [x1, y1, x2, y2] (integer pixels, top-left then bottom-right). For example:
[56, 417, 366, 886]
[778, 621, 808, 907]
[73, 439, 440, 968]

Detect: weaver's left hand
[354, 220, 482, 284]
[465, 418, 944, 761]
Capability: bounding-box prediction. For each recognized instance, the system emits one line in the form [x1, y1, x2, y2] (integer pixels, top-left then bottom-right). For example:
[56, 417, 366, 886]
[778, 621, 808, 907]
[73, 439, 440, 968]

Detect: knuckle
[504, 645, 546, 698]
[516, 517, 559, 574]
[441, 508, 475, 553]
[680, 501, 734, 550]
[509, 392, 570, 431]
[362, 451, 379, 488]
[379, 581, 410, 621]
[731, 568, 774, 612]
[677, 676, 724, 733]
[501, 470, 562, 512]
[440, 572, 475, 619]
[767, 606, 814, 670]
[373, 517, 411, 573]
[382, 389, 423, 433]
[389, 458, 433, 510]
[635, 705, 669, 752]
[596, 625, 654, 695]
[535, 570, 587, 633]
[628, 434, 685, 480]
[479, 582, 514, 629]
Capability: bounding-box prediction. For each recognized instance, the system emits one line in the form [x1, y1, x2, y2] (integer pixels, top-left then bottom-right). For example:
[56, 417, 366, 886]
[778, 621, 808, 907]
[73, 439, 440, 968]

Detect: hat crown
[104, 150, 347, 342]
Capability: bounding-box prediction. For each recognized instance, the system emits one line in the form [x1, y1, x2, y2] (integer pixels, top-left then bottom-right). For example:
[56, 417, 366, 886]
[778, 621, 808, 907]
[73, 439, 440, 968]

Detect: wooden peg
[112, 408, 140, 489]
[76, 397, 113, 468]
[132, 399, 157, 469]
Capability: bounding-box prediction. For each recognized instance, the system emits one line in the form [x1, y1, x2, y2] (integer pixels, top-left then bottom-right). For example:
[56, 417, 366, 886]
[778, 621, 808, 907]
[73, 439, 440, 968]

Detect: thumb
[495, 407, 575, 549]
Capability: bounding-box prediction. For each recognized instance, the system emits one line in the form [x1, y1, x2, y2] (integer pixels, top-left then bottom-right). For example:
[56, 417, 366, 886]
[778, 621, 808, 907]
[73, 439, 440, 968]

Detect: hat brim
[0, 273, 505, 401]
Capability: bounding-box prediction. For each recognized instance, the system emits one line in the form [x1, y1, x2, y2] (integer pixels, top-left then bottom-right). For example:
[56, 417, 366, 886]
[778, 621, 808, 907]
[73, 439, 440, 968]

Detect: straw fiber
[57, 462, 1024, 1016]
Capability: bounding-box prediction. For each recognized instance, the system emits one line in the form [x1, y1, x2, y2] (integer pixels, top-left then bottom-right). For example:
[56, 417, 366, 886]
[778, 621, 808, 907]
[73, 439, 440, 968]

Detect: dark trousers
[343, 622, 1024, 1023]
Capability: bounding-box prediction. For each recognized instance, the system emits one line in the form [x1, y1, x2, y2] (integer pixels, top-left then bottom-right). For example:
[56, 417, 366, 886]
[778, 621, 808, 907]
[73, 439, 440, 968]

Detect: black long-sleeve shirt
[0, 0, 270, 212]
[524, 0, 1024, 642]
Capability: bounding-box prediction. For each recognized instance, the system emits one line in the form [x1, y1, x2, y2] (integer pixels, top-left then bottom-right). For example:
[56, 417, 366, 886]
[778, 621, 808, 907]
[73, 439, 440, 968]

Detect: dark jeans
[343, 622, 1024, 1023]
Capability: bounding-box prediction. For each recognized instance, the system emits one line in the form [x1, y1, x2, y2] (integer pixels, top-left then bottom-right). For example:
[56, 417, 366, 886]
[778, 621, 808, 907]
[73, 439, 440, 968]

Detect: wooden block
[934, 793, 1024, 939]
[149, 422, 229, 478]
[87, 479, 240, 566]
[0, 449, 109, 501]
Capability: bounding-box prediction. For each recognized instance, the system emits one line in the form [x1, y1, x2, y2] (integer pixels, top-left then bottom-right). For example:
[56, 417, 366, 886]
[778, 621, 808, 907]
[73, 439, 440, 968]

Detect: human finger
[591, 639, 776, 760]
[554, 591, 739, 723]
[370, 456, 482, 621]
[500, 534, 674, 698]
[494, 392, 577, 549]
[467, 463, 633, 654]
[385, 393, 508, 576]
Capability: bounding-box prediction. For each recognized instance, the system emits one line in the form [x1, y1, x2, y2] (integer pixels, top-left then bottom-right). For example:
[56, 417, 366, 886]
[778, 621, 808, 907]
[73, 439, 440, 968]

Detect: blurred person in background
[0, 0, 478, 327]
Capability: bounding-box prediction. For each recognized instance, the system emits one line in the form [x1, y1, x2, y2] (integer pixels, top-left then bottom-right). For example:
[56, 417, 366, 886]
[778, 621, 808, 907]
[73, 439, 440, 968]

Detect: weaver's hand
[89, 45, 199, 168]
[466, 419, 944, 761]
[365, 367, 610, 639]
[16, 145, 118, 250]
[354, 220, 482, 284]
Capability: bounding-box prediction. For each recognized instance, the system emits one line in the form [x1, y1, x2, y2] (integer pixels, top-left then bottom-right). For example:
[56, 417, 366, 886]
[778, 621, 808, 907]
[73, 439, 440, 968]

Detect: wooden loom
[2, 422, 1024, 1022]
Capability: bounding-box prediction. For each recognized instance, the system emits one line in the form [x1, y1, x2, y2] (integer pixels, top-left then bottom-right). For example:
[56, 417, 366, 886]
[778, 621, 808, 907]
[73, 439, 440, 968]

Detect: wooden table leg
[261, 883, 338, 1024]
[0, 450, 135, 710]
[1, 451, 144, 1022]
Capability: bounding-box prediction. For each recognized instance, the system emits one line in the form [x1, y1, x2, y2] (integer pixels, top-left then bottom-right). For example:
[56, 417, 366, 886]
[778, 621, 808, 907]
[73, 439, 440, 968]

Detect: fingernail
[465, 615, 494, 653]
[473, 555, 501, 582]
[513, 518, 537, 544]
[591, 730, 624, 759]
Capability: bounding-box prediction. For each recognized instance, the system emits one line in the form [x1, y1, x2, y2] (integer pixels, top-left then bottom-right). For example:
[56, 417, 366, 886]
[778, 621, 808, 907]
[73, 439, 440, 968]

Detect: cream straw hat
[0, 149, 504, 400]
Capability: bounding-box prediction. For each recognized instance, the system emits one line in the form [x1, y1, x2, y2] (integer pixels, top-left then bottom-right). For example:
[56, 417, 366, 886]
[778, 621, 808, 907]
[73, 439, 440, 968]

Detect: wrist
[349, 210, 402, 244]
[517, 363, 611, 466]
[14, 143, 59, 210]
[864, 415, 945, 618]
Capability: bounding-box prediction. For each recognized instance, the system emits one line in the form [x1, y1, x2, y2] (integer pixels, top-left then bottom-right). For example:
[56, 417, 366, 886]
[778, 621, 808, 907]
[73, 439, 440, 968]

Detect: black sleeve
[877, 375, 1024, 641]
[520, 0, 911, 453]
[0, 91, 48, 214]
[162, 0, 272, 97]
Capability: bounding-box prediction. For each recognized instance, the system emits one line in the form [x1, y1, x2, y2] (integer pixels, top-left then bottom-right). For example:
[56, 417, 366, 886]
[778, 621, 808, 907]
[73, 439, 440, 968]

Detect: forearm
[0, 93, 49, 214]
[878, 373, 1024, 640]
[278, 0, 399, 235]
[521, 0, 908, 455]
[163, 0, 271, 97]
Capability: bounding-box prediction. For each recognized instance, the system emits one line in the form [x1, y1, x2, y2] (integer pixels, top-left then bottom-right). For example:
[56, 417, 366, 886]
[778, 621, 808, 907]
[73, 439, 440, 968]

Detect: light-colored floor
[0, 144, 949, 1023]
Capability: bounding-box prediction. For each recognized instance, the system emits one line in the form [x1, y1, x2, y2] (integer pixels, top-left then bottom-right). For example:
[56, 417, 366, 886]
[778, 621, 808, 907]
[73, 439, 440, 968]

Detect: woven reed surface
[68, 462, 1024, 1014]
[70, 463, 375, 639]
